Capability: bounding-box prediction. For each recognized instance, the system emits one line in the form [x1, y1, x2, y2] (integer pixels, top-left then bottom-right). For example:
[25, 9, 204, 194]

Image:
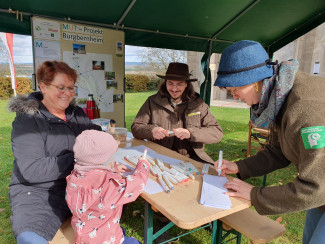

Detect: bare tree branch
[137, 47, 186, 73]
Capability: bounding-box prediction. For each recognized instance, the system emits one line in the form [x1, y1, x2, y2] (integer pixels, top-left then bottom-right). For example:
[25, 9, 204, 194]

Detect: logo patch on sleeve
[300, 126, 325, 149]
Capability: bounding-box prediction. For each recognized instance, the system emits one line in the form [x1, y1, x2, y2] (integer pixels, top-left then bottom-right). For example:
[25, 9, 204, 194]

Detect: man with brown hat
[131, 62, 223, 165]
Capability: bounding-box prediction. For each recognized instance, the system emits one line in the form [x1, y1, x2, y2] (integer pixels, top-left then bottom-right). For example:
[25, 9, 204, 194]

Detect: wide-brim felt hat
[214, 40, 274, 87]
[157, 62, 197, 82]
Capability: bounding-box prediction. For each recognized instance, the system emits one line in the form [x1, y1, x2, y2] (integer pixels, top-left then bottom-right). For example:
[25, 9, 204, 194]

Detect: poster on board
[32, 16, 125, 126]
[63, 52, 114, 112]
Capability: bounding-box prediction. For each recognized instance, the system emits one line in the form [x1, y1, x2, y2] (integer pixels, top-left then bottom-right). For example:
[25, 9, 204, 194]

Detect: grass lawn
[0, 92, 304, 244]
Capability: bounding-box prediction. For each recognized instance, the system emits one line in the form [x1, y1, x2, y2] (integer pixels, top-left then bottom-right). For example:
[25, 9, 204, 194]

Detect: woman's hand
[214, 159, 239, 176]
[173, 128, 190, 140]
[152, 127, 169, 140]
[223, 178, 253, 201]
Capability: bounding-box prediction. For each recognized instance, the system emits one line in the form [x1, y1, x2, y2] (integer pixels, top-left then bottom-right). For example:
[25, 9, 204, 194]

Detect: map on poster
[63, 51, 114, 112]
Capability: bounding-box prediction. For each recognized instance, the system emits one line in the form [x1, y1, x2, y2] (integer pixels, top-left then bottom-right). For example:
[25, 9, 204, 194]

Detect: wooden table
[50, 138, 251, 244]
[122, 139, 251, 243]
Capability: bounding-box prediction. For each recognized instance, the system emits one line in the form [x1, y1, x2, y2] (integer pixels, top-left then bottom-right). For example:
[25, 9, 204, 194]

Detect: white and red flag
[0, 33, 17, 95]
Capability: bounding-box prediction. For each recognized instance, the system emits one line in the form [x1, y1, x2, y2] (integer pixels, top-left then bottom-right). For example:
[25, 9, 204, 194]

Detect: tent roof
[1, 0, 325, 54]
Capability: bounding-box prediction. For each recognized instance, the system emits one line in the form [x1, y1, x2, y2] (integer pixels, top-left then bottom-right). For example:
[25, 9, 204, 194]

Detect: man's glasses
[49, 84, 77, 94]
[219, 87, 237, 96]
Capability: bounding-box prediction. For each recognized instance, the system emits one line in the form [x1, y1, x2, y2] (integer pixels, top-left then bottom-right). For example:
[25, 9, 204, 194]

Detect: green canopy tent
[1, 0, 325, 104]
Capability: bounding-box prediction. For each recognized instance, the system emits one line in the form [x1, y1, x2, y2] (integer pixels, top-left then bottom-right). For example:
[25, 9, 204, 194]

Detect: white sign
[33, 18, 61, 41]
[34, 40, 61, 60]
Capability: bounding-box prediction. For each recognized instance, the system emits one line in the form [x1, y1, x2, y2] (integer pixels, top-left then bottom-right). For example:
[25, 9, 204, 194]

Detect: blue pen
[218, 150, 223, 176]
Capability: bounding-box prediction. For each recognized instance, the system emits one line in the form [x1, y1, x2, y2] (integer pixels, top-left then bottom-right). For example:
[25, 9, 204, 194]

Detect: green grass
[0, 93, 304, 244]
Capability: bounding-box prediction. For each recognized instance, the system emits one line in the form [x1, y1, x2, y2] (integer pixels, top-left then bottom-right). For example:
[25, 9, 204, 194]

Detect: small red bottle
[86, 94, 96, 120]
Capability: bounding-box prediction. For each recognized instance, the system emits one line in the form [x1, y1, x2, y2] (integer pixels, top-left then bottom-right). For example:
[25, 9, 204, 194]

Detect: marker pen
[163, 174, 174, 190]
[171, 165, 188, 175]
[150, 165, 158, 176]
[124, 156, 138, 166]
[143, 148, 147, 160]
[158, 177, 170, 193]
[218, 150, 223, 176]
[147, 157, 156, 166]
[187, 163, 199, 175]
[164, 172, 178, 184]
[201, 163, 210, 175]
[156, 158, 164, 167]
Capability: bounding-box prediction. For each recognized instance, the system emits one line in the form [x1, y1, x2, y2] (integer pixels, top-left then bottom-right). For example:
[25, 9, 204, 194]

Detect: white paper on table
[107, 145, 184, 165]
[200, 175, 232, 209]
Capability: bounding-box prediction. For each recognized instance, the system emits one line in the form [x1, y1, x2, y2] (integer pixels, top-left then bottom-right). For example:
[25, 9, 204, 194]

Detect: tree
[137, 47, 186, 72]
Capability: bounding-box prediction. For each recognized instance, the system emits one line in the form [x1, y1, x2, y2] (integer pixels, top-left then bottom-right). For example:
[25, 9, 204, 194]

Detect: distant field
[0, 63, 160, 77]
[0, 63, 33, 77]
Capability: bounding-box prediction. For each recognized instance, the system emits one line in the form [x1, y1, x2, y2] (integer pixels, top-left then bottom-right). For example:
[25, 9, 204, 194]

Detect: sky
[2, 33, 144, 64]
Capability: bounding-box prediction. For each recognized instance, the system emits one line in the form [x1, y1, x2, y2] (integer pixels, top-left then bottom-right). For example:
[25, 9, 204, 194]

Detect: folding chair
[247, 121, 270, 186]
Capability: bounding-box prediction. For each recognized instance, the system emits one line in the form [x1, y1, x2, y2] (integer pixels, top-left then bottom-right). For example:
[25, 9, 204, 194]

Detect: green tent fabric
[0, 0, 324, 103]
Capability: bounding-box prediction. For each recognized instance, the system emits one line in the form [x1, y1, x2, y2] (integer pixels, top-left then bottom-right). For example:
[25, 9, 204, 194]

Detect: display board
[31, 16, 125, 127]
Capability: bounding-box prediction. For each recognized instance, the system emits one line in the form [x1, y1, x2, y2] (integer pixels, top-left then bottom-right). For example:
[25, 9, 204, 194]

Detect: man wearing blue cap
[214, 40, 325, 243]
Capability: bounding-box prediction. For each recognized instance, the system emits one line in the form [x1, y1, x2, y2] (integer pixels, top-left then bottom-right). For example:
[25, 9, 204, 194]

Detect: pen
[158, 177, 170, 193]
[218, 150, 223, 176]
[163, 174, 174, 190]
[143, 148, 147, 160]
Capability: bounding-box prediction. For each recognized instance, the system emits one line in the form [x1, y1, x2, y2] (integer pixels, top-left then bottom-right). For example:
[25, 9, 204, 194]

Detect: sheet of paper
[107, 145, 184, 165]
[200, 175, 232, 209]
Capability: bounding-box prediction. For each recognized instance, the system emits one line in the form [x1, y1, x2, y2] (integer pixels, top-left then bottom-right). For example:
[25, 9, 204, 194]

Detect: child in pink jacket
[66, 130, 150, 244]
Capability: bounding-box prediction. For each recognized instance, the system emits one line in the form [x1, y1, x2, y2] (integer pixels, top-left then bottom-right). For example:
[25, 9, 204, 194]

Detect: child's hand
[116, 163, 131, 173]
[138, 158, 150, 168]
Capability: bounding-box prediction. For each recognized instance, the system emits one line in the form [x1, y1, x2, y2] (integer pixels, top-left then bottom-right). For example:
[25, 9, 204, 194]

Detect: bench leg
[144, 202, 154, 244]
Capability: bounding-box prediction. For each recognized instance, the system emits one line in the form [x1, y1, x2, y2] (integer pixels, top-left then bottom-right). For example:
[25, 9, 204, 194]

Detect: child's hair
[73, 130, 118, 173]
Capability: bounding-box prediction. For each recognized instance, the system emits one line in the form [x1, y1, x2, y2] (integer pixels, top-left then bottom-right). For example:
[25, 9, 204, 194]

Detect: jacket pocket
[186, 114, 201, 128]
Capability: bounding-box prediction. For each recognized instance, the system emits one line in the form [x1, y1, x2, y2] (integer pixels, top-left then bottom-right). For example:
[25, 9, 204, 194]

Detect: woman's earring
[254, 82, 259, 93]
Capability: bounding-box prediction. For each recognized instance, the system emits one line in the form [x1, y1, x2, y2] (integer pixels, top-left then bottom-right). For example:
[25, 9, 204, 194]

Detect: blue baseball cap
[214, 40, 274, 87]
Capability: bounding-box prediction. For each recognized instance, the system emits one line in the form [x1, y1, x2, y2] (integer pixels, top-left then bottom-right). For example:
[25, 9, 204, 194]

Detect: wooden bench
[50, 208, 285, 244]
[49, 217, 73, 244]
[220, 208, 286, 244]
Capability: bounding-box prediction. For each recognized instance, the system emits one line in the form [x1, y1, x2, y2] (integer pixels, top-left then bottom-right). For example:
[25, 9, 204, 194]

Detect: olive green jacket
[237, 71, 325, 215]
[131, 92, 223, 164]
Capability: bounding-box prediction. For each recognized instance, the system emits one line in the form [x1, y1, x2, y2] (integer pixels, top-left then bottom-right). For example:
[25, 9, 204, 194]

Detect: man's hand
[173, 128, 191, 140]
[152, 127, 169, 140]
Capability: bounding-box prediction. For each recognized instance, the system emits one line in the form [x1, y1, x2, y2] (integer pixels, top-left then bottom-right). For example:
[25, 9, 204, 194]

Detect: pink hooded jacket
[66, 159, 150, 244]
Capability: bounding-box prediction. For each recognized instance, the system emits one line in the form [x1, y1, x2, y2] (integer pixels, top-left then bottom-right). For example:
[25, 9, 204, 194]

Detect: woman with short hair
[9, 61, 101, 243]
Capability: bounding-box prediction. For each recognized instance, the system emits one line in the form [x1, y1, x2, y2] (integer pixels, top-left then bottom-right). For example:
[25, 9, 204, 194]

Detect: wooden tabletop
[121, 139, 251, 230]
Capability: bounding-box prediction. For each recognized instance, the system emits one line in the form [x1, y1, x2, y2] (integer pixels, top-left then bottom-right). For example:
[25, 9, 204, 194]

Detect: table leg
[211, 220, 223, 244]
[144, 202, 154, 244]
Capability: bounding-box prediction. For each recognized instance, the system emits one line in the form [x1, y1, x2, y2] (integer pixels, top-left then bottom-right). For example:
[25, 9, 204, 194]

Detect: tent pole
[200, 40, 213, 106]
